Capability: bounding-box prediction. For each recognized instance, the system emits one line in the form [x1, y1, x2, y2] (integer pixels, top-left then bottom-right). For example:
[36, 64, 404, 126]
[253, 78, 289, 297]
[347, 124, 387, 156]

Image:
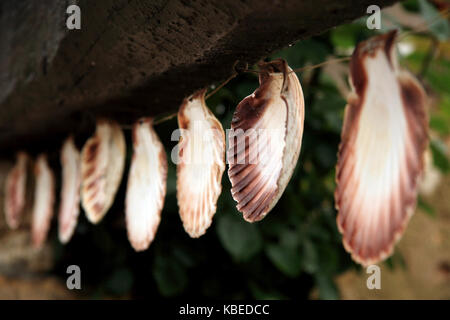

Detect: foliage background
[51, 0, 450, 299]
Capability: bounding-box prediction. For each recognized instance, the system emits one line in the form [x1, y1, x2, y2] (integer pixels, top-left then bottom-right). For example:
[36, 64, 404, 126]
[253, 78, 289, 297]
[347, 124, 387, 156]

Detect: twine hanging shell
[58, 136, 81, 244]
[177, 89, 226, 237]
[125, 118, 167, 251]
[81, 119, 126, 224]
[227, 58, 305, 222]
[335, 31, 428, 266]
[31, 154, 55, 248]
[4, 152, 28, 229]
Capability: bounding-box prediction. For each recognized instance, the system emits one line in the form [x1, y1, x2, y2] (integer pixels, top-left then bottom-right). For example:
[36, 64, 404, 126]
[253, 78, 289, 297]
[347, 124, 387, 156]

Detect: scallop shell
[125, 118, 167, 251]
[58, 136, 81, 244]
[31, 154, 55, 248]
[227, 58, 305, 222]
[4, 152, 28, 229]
[81, 119, 126, 224]
[176, 89, 226, 237]
[335, 31, 428, 266]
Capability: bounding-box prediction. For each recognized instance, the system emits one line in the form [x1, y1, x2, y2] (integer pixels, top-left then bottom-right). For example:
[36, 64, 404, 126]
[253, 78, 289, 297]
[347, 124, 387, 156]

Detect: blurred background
[0, 0, 449, 299]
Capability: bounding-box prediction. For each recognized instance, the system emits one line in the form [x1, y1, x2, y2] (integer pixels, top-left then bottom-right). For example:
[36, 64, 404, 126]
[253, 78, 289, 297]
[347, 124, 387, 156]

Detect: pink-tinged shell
[125, 118, 167, 251]
[335, 31, 429, 266]
[227, 58, 305, 222]
[176, 89, 226, 237]
[58, 136, 81, 244]
[81, 119, 126, 224]
[4, 152, 28, 229]
[31, 154, 55, 249]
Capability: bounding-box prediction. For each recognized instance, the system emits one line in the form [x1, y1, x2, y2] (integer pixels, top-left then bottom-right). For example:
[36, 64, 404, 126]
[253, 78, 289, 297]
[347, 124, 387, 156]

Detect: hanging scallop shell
[177, 89, 225, 237]
[125, 118, 167, 251]
[81, 119, 126, 224]
[31, 154, 55, 248]
[58, 136, 81, 244]
[227, 58, 305, 222]
[4, 152, 28, 229]
[335, 30, 428, 266]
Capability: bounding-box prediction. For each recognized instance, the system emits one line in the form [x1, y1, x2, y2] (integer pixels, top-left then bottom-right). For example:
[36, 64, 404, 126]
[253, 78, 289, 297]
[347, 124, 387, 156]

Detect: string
[119, 113, 177, 129]
[289, 57, 351, 74]
[147, 62, 242, 126]
[153, 112, 177, 125]
[205, 72, 238, 100]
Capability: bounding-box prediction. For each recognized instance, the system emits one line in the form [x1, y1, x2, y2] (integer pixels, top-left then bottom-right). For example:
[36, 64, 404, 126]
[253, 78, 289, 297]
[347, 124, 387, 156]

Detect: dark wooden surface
[0, 0, 398, 154]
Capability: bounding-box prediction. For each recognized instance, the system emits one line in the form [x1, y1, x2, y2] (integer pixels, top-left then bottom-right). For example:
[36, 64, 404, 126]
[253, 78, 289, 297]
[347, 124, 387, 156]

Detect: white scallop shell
[4, 152, 28, 229]
[125, 118, 167, 251]
[58, 136, 81, 244]
[335, 31, 428, 266]
[81, 119, 126, 224]
[227, 59, 305, 222]
[31, 154, 55, 248]
[176, 89, 225, 237]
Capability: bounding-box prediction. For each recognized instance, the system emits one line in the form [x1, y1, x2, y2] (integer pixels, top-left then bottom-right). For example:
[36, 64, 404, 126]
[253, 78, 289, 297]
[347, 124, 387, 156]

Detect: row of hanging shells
[2, 30, 428, 266]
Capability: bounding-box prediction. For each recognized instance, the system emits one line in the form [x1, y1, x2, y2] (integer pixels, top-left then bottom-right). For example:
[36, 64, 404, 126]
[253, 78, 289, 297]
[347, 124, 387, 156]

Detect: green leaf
[273, 39, 330, 68]
[165, 163, 177, 195]
[265, 243, 302, 278]
[105, 268, 134, 296]
[430, 139, 450, 173]
[317, 243, 340, 274]
[418, 197, 436, 217]
[384, 250, 407, 270]
[426, 60, 450, 94]
[172, 246, 196, 268]
[330, 22, 373, 51]
[430, 115, 450, 135]
[330, 24, 361, 49]
[152, 253, 188, 297]
[235, 80, 258, 101]
[249, 281, 288, 300]
[314, 143, 337, 169]
[315, 274, 339, 300]
[418, 0, 450, 41]
[302, 240, 319, 274]
[306, 224, 331, 242]
[402, 0, 420, 12]
[216, 212, 263, 262]
[264, 228, 302, 278]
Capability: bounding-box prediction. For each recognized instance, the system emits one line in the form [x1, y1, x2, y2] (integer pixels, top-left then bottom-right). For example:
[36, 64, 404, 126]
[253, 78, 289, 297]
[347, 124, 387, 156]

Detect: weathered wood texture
[0, 0, 398, 154]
